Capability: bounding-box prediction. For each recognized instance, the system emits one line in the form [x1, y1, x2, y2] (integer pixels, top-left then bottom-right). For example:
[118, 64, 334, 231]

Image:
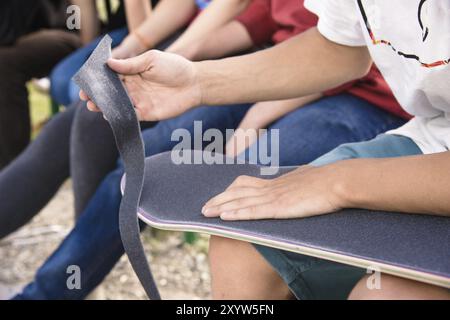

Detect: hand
[225, 103, 267, 158]
[80, 50, 202, 121]
[225, 96, 322, 157]
[112, 34, 147, 59]
[202, 163, 348, 220]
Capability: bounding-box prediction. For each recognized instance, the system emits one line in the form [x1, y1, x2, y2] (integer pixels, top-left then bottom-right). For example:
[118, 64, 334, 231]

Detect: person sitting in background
[50, 0, 246, 106]
[0, 0, 83, 169]
[50, 0, 153, 106]
[0, 0, 251, 299]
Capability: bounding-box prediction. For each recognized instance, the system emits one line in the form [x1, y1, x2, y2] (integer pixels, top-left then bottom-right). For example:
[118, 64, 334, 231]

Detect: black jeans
[0, 29, 80, 169]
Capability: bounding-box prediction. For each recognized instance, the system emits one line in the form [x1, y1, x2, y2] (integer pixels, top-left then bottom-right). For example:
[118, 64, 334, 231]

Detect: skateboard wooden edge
[138, 211, 450, 290]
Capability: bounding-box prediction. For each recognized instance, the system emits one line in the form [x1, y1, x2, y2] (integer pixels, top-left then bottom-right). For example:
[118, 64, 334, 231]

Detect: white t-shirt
[305, 0, 450, 153]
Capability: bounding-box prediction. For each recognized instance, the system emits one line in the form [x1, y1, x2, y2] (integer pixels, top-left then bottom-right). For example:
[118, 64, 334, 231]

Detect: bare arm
[338, 152, 450, 216]
[239, 95, 323, 131]
[167, 0, 252, 56]
[226, 94, 322, 157]
[202, 150, 450, 221]
[71, 0, 100, 44]
[124, 0, 152, 31]
[197, 28, 372, 106]
[132, 0, 197, 47]
[113, 0, 197, 59]
[186, 20, 254, 61]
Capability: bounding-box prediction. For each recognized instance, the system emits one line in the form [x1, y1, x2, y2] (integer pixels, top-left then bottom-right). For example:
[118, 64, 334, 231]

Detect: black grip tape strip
[72, 35, 160, 300]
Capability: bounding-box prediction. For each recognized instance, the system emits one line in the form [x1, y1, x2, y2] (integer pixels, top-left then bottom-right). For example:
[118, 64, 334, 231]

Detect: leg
[14, 166, 125, 300]
[15, 104, 250, 299]
[0, 107, 76, 239]
[141, 103, 252, 157]
[349, 274, 450, 300]
[70, 105, 120, 217]
[209, 236, 293, 300]
[0, 30, 80, 168]
[211, 94, 408, 299]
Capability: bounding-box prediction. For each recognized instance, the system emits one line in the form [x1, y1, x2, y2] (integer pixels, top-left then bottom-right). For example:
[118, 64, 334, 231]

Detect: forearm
[336, 151, 450, 216]
[134, 0, 197, 49]
[241, 94, 323, 129]
[167, 0, 252, 54]
[187, 21, 253, 61]
[124, 0, 152, 31]
[226, 94, 322, 157]
[71, 0, 100, 44]
[196, 28, 372, 105]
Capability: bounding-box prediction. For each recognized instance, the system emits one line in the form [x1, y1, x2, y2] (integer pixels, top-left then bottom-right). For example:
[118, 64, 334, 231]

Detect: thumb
[107, 50, 156, 75]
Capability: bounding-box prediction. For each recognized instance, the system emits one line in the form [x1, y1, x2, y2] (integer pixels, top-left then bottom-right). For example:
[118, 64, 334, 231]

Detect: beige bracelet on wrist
[133, 30, 152, 50]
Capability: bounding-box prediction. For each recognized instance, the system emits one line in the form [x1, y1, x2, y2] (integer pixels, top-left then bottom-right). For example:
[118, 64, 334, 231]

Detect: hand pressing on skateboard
[202, 162, 349, 220]
[80, 50, 202, 121]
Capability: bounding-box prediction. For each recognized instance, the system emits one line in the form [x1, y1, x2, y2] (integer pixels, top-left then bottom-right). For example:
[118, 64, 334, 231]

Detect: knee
[74, 103, 104, 126]
[72, 105, 113, 146]
[50, 62, 73, 105]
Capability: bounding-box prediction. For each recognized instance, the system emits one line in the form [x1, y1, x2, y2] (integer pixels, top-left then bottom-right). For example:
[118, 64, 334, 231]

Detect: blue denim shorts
[254, 134, 423, 300]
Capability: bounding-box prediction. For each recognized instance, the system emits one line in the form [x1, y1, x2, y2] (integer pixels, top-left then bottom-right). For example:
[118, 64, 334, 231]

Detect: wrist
[195, 60, 214, 106]
[132, 30, 153, 51]
[189, 61, 204, 108]
[328, 160, 358, 209]
[239, 114, 268, 131]
[168, 44, 199, 61]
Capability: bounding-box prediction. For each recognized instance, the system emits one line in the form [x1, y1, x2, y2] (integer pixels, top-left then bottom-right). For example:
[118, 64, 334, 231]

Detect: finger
[79, 90, 89, 101]
[202, 187, 266, 215]
[133, 107, 145, 121]
[86, 101, 100, 112]
[204, 195, 273, 218]
[220, 203, 279, 221]
[107, 50, 156, 75]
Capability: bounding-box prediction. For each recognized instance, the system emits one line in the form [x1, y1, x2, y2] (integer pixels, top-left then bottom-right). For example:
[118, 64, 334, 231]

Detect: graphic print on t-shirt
[357, 0, 449, 68]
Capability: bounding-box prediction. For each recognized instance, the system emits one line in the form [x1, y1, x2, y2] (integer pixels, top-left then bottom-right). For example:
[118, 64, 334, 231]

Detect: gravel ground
[0, 181, 211, 300]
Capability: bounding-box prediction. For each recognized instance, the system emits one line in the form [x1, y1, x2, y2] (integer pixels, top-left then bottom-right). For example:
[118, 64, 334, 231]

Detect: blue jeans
[254, 134, 423, 300]
[14, 104, 251, 299]
[50, 28, 128, 106]
[15, 94, 406, 299]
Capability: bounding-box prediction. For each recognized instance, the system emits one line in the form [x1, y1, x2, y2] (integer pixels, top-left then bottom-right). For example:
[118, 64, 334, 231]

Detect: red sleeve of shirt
[235, 0, 279, 46]
[324, 67, 412, 120]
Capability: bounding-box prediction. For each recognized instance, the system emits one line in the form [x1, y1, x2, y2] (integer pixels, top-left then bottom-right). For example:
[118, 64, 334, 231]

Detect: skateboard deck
[132, 150, 450, 289]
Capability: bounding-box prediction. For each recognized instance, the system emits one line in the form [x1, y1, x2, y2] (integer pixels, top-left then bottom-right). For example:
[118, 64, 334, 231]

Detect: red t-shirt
[236, 0, 412, 120]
